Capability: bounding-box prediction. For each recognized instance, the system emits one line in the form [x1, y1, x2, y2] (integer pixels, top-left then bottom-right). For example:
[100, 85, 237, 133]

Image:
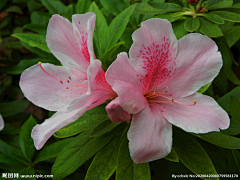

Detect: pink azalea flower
[105, 18, 230, 163]
[20, 13, 116, 150]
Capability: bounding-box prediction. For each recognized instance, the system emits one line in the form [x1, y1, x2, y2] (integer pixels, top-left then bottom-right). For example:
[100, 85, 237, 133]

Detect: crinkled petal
[129, 18, 178, 92]
[32, 106, 88, 150]
[106, 98, 131, 123]
[162, 33, 222, 97]
[161, 93, 230, 133]
[66, 60, 115, 112]
[20, 63, 87, 111]
[0, 114, 4, 131]
[106, 52, 147, 114]
[46, 13, 95, 72]
[128, 105, 172, 163]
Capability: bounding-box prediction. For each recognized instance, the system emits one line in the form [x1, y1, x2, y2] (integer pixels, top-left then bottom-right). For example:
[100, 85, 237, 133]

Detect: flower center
[144, 86, 196, 108]
[38, 62, 88, 93]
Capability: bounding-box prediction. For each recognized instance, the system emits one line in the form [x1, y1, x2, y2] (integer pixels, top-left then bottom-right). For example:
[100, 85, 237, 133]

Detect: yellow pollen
[193, 99, 196, 104]
[38, 62, 41, 65]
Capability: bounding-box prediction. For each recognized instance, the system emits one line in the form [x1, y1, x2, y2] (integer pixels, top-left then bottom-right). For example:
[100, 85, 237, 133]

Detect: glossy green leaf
[0, 100, 29, 117]
[172, 20, 188, 40]
[85, 131, 123, 180]
[99, 0, 128, 16]
[201, 13, 224, 24]
[33, 138, 74, 165]
[217, 86, 240, 113]
[221, 119, 240, 136]
[135, 3, 162, 15]
[30, 11, 51, 24]
[207, 0, 233, 10]
[5, 6, 23, 14]
[230, 96, 240, 122]
[0, 139, 28, 166]
[197, 82, 212, 94]
[27, 0, 43, 12]
[174, 131, 218, 179]
[194, 132, 240, 149]
[89, 2, 108, 57]
[18, 168, 36, 180]
[19, 116, 37, 161]
[52, 125, 124, 180]
[206, 0, 227, 6]
[164, 147, 179, 162]
[41, 0, 66, 14]
[211, 11, 240, 22]
[149, 2, 182, 11]
[184, 17, 200, 32]
[0, 124, 20, 135]
[54, 105, 109, 138]
[75, 0, 91, 14]
[12, 33, 50, 53]
[101, 4, 136, 53]
[199, 18, 223, 37]
[223, 26, 240, 48]
[23, 23, 47, 35]
[0, 0, 8, 11]
[120, 28, 134, 49]
[214, 70, 228, 94]
[155, 13, 183, 23]
[228, 150, 240, 173]
[90, 120, 120, 138]
[116, 133, 151, 180]
[99, 41, 125, 64]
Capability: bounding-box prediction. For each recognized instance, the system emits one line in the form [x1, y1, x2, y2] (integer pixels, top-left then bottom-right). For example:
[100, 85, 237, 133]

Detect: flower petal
[106, 52, 147, 114]
[161, 93, 230, 133]
[32, 107, 88, 150]
[46, 13, 95, 72]
[0, 114, 4, 131]
[163, 33, 222, 97]
[128, 105, 172, 163]
[106, 98, 131, 123]
[129, 18, 178, 92]
[20, 63, 87, 111]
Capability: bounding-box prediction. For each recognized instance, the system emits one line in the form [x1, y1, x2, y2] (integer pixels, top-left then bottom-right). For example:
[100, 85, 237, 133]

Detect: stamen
[38, 62, 88, 88]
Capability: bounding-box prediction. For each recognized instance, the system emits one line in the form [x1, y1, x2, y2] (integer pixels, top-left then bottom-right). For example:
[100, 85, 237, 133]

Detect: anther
[67, 80, 70, 83]
[66, 87, 69, 89]
[162, 105, 165, 108]
[165, 86, 168, 92]
[68, 77, 71, 80]
[60, 81, 63, 84]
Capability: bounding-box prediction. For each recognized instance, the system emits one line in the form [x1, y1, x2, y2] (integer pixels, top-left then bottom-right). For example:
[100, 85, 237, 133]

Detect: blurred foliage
[0, 0, 240, 179]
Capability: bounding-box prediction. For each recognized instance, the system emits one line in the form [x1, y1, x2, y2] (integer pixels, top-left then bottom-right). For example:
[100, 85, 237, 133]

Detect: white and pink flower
[20, 13, 116, 150]
[105, 18, 230, 163]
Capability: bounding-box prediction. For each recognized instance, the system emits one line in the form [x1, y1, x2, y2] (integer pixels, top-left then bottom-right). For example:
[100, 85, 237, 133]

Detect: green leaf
[90, 120, 120, 138]
[214, 69, 228, 94]
[23, 23, 47, 35]
[0, 0, 8, 11]
[172, 20, 188, 40]
[89, 2, 108, 57]
[99, 0, 128, 16]
[120, 28, 134, 49]
[207, 0, 233, 10]
[18, 167, 36, 180]
[149, 2, 182, 11]
[135, 3, 162, 15]
[0, 100, 29, 117]
[164, 147, 179, 162]
[184, 17, 200, 32]
[194, 132, 240, 149]
[228, 150, 240, 173]
[52, 124, 125, 180]
[197, 82, 212, 94]
[5, 6, 23, 14]
[230, 96, 240, 123]
[33, 138, 74, 165]
[211, 11, 240, 22]
[12, 33, 51, 53]
[99, 41, 125, 63]
[85, 131, 123, 180]
[101, 4, 136, 54]
[75, 0, 91, 14]
[116, 133, 151, 180]
[30, 11, 51, 24]
[0, 139, 28, 166]
[199, 17, 223, 37]
[221, 119, 240, 136]
[174, 131, 218, 179]
[217, 86, 240, 113]
[19, 116, 37, 161]
[200, 13, 224, 24]
[206, 0, 227, 6]
[27, 0, 43, 12]
[41, 0, 66, 14]
[155, 12, 183, 23]
[54, 105, 109, 138]
[223, 26, 240, 48]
